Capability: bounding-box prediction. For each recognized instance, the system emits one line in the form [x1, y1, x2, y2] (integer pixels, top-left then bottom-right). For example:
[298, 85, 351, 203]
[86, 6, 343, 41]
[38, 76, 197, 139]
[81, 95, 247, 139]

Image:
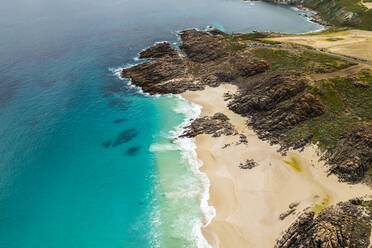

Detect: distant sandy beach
[182, 84, 372, 248]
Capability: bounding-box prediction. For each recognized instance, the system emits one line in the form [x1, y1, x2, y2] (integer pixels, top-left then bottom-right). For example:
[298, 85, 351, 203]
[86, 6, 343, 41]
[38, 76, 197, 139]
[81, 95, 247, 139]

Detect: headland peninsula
[121, 3, 372, 246]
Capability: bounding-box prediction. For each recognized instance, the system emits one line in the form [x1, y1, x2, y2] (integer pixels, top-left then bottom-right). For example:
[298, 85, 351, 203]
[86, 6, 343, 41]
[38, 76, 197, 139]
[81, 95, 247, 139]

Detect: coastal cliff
[121, 29, 372, 247]
[261, 0, 372, 30]
[262, 0, 303, 5]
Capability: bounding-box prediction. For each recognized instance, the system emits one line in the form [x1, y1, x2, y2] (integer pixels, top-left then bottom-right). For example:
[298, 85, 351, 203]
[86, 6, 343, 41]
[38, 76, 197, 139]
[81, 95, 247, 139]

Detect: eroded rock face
[275, 199, 372, 248]
[139, 42, 178, 59]
[231, 56, 270, 77]
[179, 29, 226, 63]
[228, 74, 308, 114]
[327, 123, 372, 183]
[251, 93, 325, 134]
[181, 113, 237, 138]
[227, 74, 324, 148]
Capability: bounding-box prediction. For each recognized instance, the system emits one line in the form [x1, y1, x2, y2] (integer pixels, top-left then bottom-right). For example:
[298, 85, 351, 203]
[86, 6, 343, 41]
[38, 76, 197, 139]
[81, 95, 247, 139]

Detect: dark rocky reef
[327, 123, 372, 183]
[138, 42, 178, 59]
[112, 129, 137, 147]
[125, 146, 141, 156]
[181, 113, 237, 138]
[275, 199, 372, 248]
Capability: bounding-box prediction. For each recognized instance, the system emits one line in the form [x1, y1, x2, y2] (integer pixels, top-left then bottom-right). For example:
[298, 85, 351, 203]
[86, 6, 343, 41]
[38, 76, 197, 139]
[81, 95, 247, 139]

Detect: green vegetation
[253, 48, 356, 74]
[283, 157, 302, 172]
[303, 0, 372, 30]
[312, 194, 331, 213]
[282, 70, 372, 149]
[236, 32, 269, 41]
[260, 40, 282, 45]
[222, 37, 247, 52]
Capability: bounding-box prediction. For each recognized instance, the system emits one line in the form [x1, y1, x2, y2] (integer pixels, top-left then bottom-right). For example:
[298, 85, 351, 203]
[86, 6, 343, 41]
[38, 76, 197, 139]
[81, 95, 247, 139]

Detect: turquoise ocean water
[0, 0, 322, 247]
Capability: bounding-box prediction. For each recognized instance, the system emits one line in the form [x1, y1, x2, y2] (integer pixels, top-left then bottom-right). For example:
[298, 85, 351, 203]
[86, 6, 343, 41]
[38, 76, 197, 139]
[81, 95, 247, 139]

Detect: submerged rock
[125, 146, 141, 156]
[112, 129, 137, 147]
[114, 118, 127, 124]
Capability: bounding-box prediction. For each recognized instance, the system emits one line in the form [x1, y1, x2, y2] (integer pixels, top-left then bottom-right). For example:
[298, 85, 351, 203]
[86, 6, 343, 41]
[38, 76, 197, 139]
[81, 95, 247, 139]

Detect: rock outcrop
[275, 199, 372, 248]
[179, 29, 226, 63]
[121, 29, 269, 95]
[327, 123, 372, 183]
[228, 75, 324, 148]
[181, 113, 237, 138]
[139, 42, 178, 59]
[121, 52, 189, 94]
[228, 74, 308, 114]
[239, 159, 258, 169]
[231, 56, 270, 77]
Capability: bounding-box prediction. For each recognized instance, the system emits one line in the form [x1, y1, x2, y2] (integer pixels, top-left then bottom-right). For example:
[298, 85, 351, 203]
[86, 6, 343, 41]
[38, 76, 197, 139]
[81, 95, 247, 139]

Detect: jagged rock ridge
[275, 199, 372, 248]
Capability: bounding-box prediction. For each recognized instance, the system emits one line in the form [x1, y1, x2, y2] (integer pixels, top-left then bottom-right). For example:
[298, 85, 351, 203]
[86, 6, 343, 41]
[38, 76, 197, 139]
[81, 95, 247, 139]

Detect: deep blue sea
[0, 0, 322, 247]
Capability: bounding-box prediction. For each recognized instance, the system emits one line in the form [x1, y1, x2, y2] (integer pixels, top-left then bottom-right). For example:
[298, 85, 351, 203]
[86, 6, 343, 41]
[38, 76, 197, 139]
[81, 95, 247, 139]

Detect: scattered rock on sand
[239, 159, 258, 169]
[181, 113, 237, 138]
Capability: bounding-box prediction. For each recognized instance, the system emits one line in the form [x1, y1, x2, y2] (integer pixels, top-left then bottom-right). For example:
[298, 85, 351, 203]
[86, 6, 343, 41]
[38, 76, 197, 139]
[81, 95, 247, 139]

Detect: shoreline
[181, 84, 372, 247]
[119, 24, 372, 247]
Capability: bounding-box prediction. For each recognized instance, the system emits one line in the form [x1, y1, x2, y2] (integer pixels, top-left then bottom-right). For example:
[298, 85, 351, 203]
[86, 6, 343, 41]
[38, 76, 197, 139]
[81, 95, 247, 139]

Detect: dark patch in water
[125, 146, 141, 156]
[102, 81, 124, 97]
[29, 120, 40, 126]
[39, 79, 57, 88]
[108, 99, 121, 107]
[114, 118, 127, 124]
[107, 98, 131, 110]
[138, 202, 144, 206]
[120, 102, 130, 111]
[102, 141, 111, 148]
[0, 77, 20, 109]
[64, 73, 80, 82]
[112, 129, 137, 147]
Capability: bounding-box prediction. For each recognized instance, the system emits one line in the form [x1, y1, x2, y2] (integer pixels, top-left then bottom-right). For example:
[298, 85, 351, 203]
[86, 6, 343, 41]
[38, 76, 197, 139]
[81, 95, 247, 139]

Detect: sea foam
[171, 95, 216, 248]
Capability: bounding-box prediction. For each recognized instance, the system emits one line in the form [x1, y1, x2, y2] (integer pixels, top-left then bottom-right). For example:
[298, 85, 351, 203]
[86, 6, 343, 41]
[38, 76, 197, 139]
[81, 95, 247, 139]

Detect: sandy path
[182, 84, 372, 248]
[310, 64, 371, 80]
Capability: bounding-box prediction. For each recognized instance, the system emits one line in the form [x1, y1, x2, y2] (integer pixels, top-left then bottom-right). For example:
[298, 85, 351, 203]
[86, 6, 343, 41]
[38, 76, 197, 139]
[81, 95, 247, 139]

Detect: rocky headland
[259, 0, 372, 30]
[121, 29, 372, 247]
